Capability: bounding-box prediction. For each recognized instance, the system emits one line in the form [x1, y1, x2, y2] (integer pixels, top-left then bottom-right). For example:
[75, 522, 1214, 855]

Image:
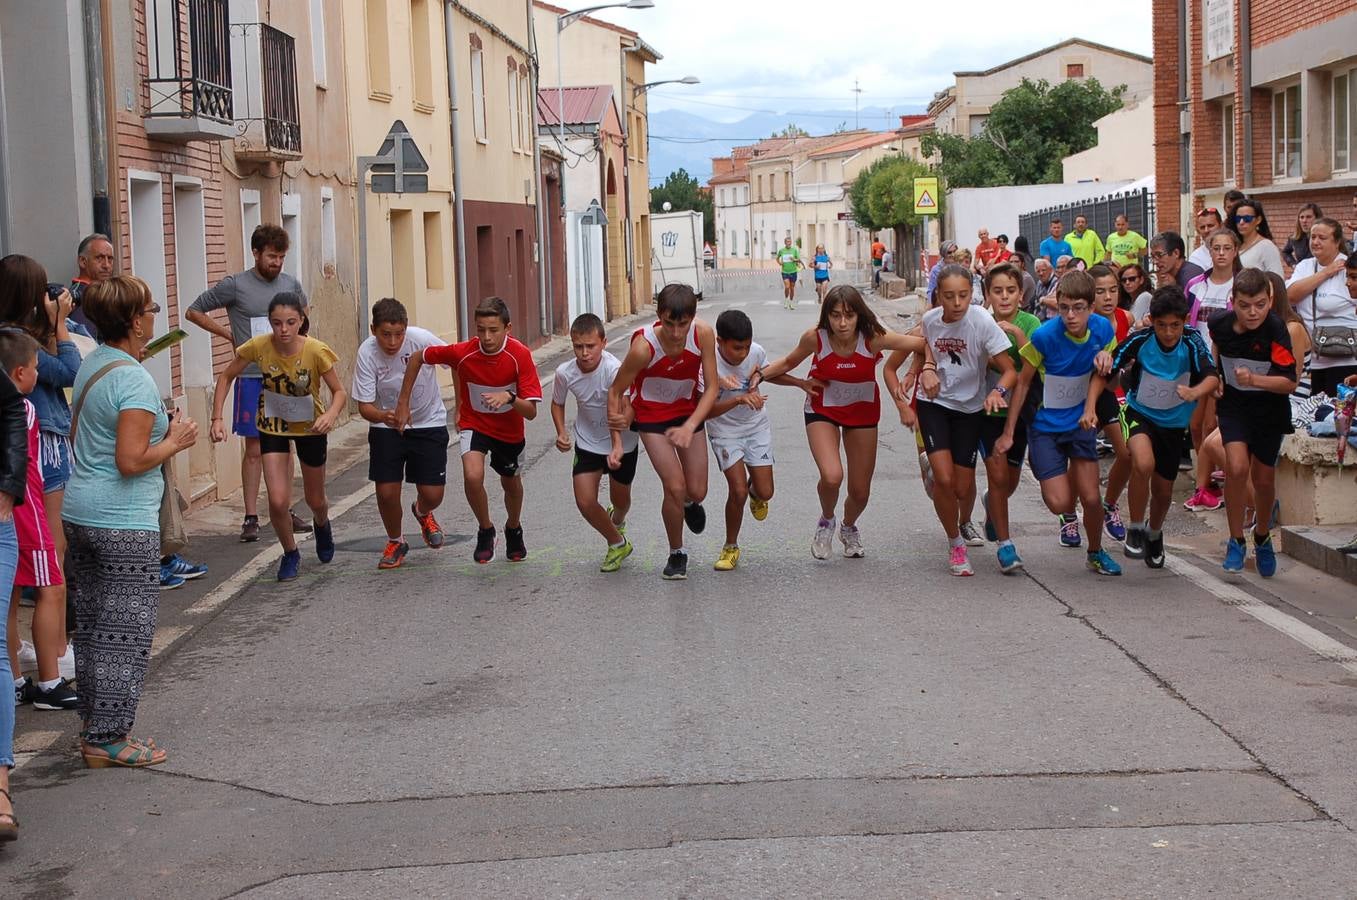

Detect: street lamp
[555, 1, 653, 158]
[633, 75, 700, 97]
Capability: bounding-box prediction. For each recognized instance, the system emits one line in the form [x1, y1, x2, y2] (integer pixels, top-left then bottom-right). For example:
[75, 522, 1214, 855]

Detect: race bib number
[467, 381, 515, 413]
[820, 379, 877, 408]
[1135, 373, 1190, 410]
[1220, 356, 1273, 391]
[262, 390, 314, 423]
[639, 377, 696, 406]
[1042, 373, 1092, 409]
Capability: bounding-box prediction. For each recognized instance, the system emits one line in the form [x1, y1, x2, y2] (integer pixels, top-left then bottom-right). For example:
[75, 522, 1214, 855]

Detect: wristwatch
[505, 390, 517, 404]
[993, 385, 1010, 399]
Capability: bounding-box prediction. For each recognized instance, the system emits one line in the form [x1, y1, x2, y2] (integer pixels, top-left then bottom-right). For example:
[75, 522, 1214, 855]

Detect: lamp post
[632, 75, 701, 97]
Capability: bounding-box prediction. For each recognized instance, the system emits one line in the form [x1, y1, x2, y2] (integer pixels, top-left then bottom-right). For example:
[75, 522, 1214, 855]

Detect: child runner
[1208, 267, 1297, 576]
[211, 292, 346, 581]
[812, 244, 833, 304]
[1089, 264, 1132, 546]
[996, 270, 1123, 576]
[1182, 227, 1237, 507]
[396, 296, 542, 565]
[608, 284, 717, 581]
[352, 298, 450, 570]
[756, 285, 924, 559]
[1111, 285, 1217, 568]
[551, 313, 637, 574]
[2, 332, 76, 710]
[906, 264, 1018, 576]
[776, 237, 804, 309]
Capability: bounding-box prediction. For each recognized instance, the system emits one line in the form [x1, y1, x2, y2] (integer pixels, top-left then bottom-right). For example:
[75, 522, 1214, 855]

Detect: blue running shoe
[1086, 548, 1122, 576]
[277, 548, 301, 582]
[1102, 502, 1126, 542]
[163, 553, 208, 580]
[1059, 514, 1082, 548]
[314, 520, 335, 563]
[1222, 537, 1246, 573]
[1254, 533, 1277, 577]
[997, 543, 1024, 574]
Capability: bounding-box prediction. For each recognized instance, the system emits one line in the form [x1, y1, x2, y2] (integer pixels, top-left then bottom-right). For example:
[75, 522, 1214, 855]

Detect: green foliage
[771, 123, 811, 138]
[848, 155, 942, 231]
[921, 77, 1126, 188]
[649, 168, 715, 243]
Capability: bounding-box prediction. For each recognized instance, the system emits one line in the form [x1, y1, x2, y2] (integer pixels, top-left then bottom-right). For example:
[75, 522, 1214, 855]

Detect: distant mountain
[646, 105, 925, 187]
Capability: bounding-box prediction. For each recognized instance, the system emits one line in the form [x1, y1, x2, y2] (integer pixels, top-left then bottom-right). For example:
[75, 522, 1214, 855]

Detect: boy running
[551, 313, 637, 573]
[395, 296, 542, 564]
[777, 237, 804, 309]
[352, 298, 450, 570]
[1088, 264, 1133, 546]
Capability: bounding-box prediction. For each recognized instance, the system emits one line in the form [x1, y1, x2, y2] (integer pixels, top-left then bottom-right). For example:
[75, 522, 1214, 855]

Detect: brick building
[1154, 0, 1357, 251]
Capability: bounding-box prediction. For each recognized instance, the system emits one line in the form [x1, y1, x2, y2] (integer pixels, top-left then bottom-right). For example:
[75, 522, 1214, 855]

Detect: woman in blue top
[812, 244, 832, 304]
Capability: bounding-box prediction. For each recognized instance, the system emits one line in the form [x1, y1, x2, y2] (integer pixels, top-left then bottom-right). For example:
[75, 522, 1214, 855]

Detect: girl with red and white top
[608, 284, 719, 581]
[755, 285, 924, 560]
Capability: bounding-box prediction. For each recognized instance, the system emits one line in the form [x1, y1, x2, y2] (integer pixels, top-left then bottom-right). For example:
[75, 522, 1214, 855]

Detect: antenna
[852, 79, 863, 130]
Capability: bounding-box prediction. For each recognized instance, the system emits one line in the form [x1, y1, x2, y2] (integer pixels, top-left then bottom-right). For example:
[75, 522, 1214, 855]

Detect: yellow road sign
[913, 176, 939, 216]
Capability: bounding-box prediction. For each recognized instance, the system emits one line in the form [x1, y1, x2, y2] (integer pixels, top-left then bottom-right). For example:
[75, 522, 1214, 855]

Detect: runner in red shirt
[396, 297, 542, 565]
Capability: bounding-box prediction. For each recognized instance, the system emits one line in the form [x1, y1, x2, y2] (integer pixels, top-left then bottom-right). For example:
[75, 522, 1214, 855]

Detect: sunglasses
[1196, 207, 1221, 218]
[1120, 275, 1141, 283]
[1235, 214, 1258, 224]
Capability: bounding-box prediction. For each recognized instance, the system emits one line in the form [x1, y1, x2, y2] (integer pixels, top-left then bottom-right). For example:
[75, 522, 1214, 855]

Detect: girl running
[812, 244, 832, 303]
[1182, 227, 1238, 507]
[755, 285, 924, 559]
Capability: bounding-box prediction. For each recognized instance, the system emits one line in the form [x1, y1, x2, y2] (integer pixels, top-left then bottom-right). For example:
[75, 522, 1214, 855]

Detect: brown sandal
[0, 787, 17, 842]
[80, 737, 167, 769]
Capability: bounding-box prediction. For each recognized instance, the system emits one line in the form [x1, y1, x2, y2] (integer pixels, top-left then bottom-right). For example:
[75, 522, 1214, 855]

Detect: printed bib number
[467, 381, 515, 414]
[820, 379, 876, 408]
[262, 390, 314, 423]
[1135, 373, 1190, 410]
[1042, 372, 1092, 409]
[639, 377, 696, 406]
[1220, 356, 1273, 391]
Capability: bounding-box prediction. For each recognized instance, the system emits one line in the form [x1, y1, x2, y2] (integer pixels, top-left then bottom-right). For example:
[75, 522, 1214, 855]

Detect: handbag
[70, 360, 187, 552]
[1309, 286, 1357, 359]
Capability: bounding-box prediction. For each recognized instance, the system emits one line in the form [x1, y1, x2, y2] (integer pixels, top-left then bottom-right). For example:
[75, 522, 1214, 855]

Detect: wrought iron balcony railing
[230, 22, 302, 160]
[144, 0, 234, 141]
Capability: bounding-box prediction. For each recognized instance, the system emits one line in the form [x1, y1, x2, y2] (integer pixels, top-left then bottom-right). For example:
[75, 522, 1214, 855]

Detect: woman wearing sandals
[62, 276, 198, 769]
[0, 353, 30, 837]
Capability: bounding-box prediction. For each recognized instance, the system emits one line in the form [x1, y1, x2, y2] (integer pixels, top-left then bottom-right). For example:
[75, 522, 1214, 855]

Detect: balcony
[144, 0, 234, 142]
[230, 22, 302, 161]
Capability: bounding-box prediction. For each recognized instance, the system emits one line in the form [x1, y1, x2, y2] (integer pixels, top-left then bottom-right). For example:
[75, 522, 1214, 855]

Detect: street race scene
[2, 0, 1357, 897]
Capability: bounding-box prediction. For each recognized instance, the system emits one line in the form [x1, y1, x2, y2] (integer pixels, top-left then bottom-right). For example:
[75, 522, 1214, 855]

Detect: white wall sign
[1205, 0, 1234, 62]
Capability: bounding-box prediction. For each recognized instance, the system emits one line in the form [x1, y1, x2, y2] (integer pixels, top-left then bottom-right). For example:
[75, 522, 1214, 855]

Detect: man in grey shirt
[186, 224, 311, 542]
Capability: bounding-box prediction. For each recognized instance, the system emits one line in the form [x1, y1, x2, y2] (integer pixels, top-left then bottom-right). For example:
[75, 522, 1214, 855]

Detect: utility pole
[852, 79, 862, 131]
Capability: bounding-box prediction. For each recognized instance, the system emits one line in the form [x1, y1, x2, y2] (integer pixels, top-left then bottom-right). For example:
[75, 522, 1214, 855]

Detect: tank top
[629, 321, 702, 424]
[805, 328, 882, 427]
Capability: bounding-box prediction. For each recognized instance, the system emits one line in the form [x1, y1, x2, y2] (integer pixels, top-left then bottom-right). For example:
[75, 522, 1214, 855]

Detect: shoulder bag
[1306, 263, 1357, 359]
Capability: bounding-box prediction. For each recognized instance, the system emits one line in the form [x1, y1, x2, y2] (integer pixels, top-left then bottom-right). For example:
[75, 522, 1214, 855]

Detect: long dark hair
[0, 254, 55, 348]
[818, 285, 885, 341]
[268, 291, 310, 336]
[1292, 202, 1323, 241]
[1231, 198, 1273, 242]
[1117, 263, 1149, 309]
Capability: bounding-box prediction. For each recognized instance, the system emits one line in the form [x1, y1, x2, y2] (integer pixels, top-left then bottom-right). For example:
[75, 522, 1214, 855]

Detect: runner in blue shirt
[812, 244, 832, 304]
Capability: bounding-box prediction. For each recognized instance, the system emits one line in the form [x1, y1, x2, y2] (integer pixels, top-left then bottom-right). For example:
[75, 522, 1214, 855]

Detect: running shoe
[840, 523, 865, 558]
[314, 520, 335, 563]
[812, 517, 836, 559]
[1086, 548, 1123, 576]
[16, 639, 35, 674]
[57, 642, 74, 681]
[1095, 436, 1113, 457]
[1123, 524, 1146, 559]
[1222, 537, 1247, 573]
[1178, 452, 1194, 472]
[959, 521, 985, 547]
[239, 514, 260, 543]
[918, 452, 936, 499]
[683, 501, 707, 534]
[163, 554, 208, 580]
[600, 540, 633, 573]
[1184, 487, 1224, 512]
[277, 549, 301, 582]
[412, 502, 445, 548]
[982, 491, 997, 542]
[291, 511, 314, 534]
[505, 526, 527, 562]
[27, 677, 79, 711]
[749, 496, 769, 521]
[473, 526, 497, 564]
[607, 505, 627, 536]
[1058, 514, 1082, 548]
[160, 572, 185, 590]
[949, 545, 974, 576]
[714, 545, 741, 571]
[996, 543, 1024, 574]
[378, 539, 409, 570]
[662, 550, 688, 580]
[14, 676, 29, 707]
[1254, 533, 1278, 577]
[1144, 531, 1166, 569]
[1102, 502, 1126, 542]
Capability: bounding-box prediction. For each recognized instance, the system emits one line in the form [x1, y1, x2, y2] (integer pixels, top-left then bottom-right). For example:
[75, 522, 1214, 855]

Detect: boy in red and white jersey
[396, 297, 542, 564]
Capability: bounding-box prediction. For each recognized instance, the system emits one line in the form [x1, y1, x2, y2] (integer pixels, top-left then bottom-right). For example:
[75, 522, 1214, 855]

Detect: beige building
[794, 132, 903, 269]
[1062, 96, 1155, 183]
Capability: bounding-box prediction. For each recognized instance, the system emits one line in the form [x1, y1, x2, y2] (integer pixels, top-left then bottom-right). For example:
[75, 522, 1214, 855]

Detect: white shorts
[709, 429, 775, 471]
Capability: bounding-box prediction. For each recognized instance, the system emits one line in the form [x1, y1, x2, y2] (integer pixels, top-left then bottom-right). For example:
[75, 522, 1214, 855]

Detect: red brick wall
[1152, 0, 1183, 231]
[1252, 0, 1353, 45]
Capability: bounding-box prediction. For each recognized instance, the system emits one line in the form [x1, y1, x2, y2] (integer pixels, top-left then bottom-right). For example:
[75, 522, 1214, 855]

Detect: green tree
[847, 155, 941, 287]
[771, 123, 810, 138]
[649, 168, 715, 244]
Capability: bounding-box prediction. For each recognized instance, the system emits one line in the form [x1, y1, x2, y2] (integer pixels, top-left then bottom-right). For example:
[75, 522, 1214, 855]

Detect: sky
[586, 0, 1154, 125]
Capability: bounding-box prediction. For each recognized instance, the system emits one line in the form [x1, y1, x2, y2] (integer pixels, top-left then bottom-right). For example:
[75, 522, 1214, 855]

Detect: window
[390, 209, 416, 304]
[1273, 84, 1301, 179]
[520, 67, 532, 154]
[410, 0, 433, 109]
[470, 41, 487, 141]
[309, 0, 328, 87]
[281, 193, 301, 280]
[508, 65, 521, 150]
[1066, 63, 1084, 78]
[423, 211, 444, 289]
[743, 230, 748, 256]
[320, 188, 336, 266]
[968, 114, 988, 137]
[756, 175, 763, 201]
[365, 0, 391, 99]
[783, 172, 790, 198]
[1223, 102, 1235, 183]
[1334, 70, 1355, 173]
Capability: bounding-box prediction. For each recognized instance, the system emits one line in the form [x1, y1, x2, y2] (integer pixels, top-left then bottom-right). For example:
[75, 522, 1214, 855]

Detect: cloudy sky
[586, 1, 1153, 123]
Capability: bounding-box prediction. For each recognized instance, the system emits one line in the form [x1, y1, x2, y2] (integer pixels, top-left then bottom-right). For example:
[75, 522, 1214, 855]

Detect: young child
[997, 269, 1123, 576]
[352, 298, 450, 570]
[1111, 285, 1218, 568]
[707, 309, 779, 572]
[903, 264, 1017, 576]
[1208, 267, 1297, 576]
[211, 292, 347, 581]
[2, 332, 77, 710]
[397, 296, 542, 565]
[551, 313, 636, 573]
[1088, 264, 1133, 546]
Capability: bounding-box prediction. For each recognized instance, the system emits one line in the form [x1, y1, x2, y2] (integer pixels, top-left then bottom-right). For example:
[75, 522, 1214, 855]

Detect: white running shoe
[17, 639, 36, 673]
[840, 523, 865, 558]
[812, 517, 836, 559]
[57, 642, 75, 681]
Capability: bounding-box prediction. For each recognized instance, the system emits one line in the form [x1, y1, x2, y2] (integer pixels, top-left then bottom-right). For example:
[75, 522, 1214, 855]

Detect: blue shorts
[782, 272, 798, 283]
[1028, 426, 1098, 481]
[233, 377, 262, 438]
[40, 432, 72, 493]
[814, 274, 829, 283]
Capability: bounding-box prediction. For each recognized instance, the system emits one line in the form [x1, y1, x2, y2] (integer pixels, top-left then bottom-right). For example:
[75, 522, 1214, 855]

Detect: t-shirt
[1288, 255, 1357, 372]
[1113, 328, 1215, 429]
[813, 253, 831, 278]
[1105, 230, 1147, 267]
[1066, 229, 1106, 269]
[424, 336, 543, 443]
[1020, 313, 1117, 434]
[881, 250, 894, 271]
[871, 241, 886, 262]
[13, 401, 54, 557]
[236, 335, 338, 436]
[1185, 273, 1233, 356]
[922, 307, 1013, 414]
[352, 326, 448, 430]
[976, 241, 1004, 269]
[63, 345, 168, 531]
[1175, 261, 1205, 290]
[188, 268, 308, 378]
[1039, 236, 1074, 266]
[551, 351, 638, 456]
[707, 342, 772, 440]
[1238, 238, 1285, 277]
[777, 245, 801, 274]
[1208, 310, 1296, 431]
[1187, 244, 1212, 272]
[985, 310, 1041, 418]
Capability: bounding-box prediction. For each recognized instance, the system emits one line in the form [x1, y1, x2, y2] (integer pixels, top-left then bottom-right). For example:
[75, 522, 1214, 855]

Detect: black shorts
[1096, 389, 1122, 429]
[461, 430, 526, 478]
[803, 411, 877, 431]
[978, 415, 1028, 469]
[632, 415, 704, 435]
[572, 446, 639, 485]
[368, 426, 450, 485]
[1217, 414, 1289, 467]
[258, 432, 327, 468]
[1123, 407, 1185, 482]
[915, 401, 984, 468]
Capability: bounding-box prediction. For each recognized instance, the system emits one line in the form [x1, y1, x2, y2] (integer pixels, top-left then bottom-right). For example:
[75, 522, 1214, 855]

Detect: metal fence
[1018, 187, 1156, 256]
[704, 266, 874, 296]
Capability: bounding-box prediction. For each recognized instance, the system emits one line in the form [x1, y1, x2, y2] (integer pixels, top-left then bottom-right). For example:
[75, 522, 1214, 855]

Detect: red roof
[534, 1, 638, 38]
[808, 131, 900, 159]
[536, 86, 619, 130]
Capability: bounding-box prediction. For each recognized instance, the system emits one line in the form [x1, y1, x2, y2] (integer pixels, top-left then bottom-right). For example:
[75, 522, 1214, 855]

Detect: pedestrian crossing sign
[913, 177, 939, 216]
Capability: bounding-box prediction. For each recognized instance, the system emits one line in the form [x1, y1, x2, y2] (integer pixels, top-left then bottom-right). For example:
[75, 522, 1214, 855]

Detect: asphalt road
[5, 280, 1357, 899]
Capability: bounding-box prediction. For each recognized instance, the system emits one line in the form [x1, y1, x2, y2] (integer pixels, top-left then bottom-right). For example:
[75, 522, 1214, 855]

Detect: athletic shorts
[1096, 389, 1122, 429]
[1217, 414, 1287, 467]
[572, 446, 639, 485]
[1123, 407, 1185, 483]
[978, 415, 1028, 469]
[783, 272, 798, 283]
[233, 377, 262, 439]
[710, 428, 775, 472]
[1027, 426, 1098, 481]
[915, 401, 983, 468]
[40, 432, 72, 493]
[368, 426, 449, 486]
[814, 275, 830, 284]
[15, 547, 62, 588]
[804, 411, 877, 431]
[460, 429, 526, 478]
[258, 432, 328, 468]
[633, 415, 704, 435]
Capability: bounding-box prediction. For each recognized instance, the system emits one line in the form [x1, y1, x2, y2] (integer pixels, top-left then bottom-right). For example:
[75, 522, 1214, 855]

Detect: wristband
[922, 363, 938, 371]
[993, 385, 1010, 399]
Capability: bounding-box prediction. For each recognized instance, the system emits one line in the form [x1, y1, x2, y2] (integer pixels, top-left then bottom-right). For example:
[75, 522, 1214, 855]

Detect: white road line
[762, 300, 780, 306]
[1165, 553, 1357, 676]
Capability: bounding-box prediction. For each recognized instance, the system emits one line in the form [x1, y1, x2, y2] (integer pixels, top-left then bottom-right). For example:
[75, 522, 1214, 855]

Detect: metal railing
[1018, 187, 1157, 256]
[145, 0, 233, 124]
[230, 22, 302, 158]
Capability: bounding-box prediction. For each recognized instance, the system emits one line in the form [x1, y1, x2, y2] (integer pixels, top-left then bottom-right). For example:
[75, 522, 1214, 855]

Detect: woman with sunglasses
[1119, 264, 1153, 323]
[1232, 198, 1284, 277]
[1283, 203, 1322, 270]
